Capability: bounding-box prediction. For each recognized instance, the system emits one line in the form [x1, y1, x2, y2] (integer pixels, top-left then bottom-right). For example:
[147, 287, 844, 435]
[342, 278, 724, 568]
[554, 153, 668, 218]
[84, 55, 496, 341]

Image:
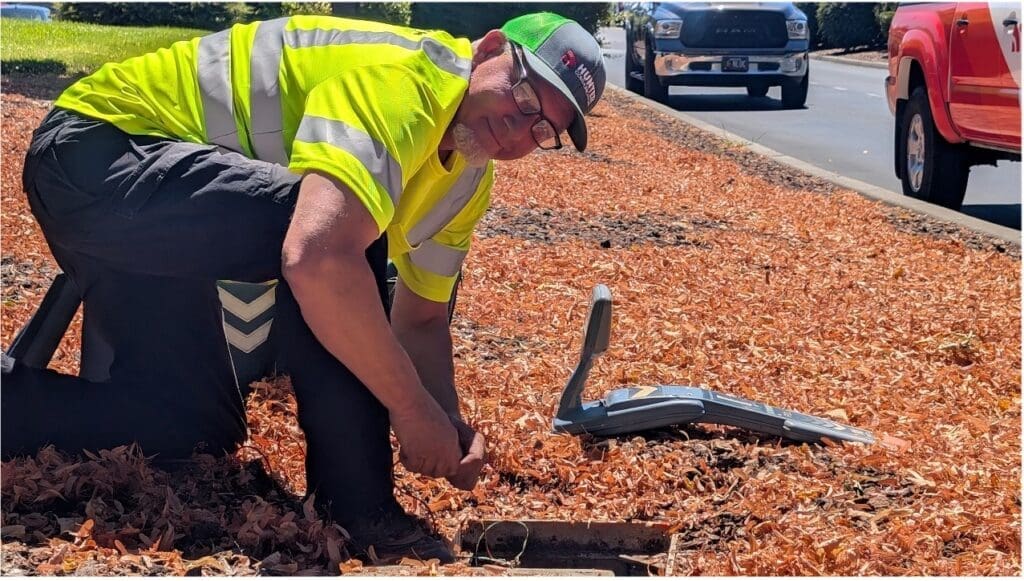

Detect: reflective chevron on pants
[216, 279, 278, 388]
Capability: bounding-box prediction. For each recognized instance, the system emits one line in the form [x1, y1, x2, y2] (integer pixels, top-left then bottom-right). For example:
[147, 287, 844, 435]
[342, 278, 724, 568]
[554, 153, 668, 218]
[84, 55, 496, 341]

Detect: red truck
[886, 2, 1020, 209]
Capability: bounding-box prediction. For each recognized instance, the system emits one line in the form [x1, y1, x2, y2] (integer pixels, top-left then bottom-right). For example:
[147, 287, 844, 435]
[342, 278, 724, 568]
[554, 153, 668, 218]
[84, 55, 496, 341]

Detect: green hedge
[330, 2, 411, 26]
[51, 1, 607, 38]
[245, 2, 332, 20]
[52, 2, 412, 29]
[53, 2, 247, 29]
[793, 3, 821, 49]
[249, 3, 411, 25]
[410, 2, 610, 40]
[874, 3, 897, 46]
[816, 2, 885, 50]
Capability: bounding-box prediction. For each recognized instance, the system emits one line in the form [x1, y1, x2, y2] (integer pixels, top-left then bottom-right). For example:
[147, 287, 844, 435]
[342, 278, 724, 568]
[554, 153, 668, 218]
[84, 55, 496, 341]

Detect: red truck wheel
[900, 87, 969, 209]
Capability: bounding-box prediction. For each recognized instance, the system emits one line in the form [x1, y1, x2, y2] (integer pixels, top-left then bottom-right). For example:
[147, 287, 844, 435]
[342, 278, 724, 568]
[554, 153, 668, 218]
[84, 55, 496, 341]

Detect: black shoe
[345, 507, 455, 565]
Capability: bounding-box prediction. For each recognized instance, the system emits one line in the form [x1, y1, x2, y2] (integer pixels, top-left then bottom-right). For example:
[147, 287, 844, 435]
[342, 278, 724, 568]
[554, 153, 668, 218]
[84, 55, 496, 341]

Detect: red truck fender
[892, 29, 964, 145]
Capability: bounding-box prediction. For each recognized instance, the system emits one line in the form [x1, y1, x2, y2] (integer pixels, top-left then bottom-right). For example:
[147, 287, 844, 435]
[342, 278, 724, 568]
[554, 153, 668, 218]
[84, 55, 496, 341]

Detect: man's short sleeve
[392, 164, 493, 303]
[289, 65, 448, 234]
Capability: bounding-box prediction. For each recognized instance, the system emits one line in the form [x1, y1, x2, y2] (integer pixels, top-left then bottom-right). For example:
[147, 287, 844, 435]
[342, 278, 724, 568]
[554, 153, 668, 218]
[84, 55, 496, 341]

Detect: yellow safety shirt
[55, 15, 493, 302]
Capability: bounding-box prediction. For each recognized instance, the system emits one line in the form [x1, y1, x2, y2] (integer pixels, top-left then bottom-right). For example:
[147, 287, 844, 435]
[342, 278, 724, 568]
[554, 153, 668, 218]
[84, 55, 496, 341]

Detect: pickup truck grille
[681, 10, 788, 49]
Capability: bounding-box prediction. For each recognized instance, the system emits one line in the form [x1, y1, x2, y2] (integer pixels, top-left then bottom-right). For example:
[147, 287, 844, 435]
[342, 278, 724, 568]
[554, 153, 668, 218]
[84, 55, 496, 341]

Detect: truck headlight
[786, 20, 808, 40]
[654, 19, 682, 38]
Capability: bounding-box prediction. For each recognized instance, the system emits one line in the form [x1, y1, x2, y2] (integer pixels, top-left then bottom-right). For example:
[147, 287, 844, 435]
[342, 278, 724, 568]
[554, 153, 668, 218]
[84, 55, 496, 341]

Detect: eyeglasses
[510, 43, 563, 151]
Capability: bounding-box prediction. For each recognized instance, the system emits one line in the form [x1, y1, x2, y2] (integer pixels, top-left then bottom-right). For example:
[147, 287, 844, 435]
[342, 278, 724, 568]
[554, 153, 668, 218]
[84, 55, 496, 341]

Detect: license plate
[722, 56, 749, 72]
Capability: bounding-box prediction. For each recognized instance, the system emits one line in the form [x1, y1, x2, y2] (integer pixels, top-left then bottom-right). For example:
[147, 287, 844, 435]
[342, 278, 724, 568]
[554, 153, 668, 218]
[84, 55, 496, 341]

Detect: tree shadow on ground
[3, 60, 67, 76]
[663, 91, 803, 113]
[2, 71, 82, 101]
[960, 203, 1021, 231]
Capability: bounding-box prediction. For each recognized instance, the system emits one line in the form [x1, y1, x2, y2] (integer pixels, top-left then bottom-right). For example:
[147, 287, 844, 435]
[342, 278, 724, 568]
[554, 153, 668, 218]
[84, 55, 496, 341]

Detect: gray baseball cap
[501, 12, 606, 152]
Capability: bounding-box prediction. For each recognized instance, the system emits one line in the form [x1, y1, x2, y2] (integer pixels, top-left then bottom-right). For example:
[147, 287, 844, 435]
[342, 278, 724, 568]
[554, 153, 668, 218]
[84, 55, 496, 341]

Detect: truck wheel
[643, 44, 669, 103]
[624, 30, 643, 94]
[900, 87, 969, 209]
[781, 71, 808, 108]
[746, 84, 769, 98]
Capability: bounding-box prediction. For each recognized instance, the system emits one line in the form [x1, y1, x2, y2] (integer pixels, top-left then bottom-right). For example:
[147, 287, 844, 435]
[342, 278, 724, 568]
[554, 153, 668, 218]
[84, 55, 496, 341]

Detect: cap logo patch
[575, 64, 597, 109]
[561, 50, 577, 68]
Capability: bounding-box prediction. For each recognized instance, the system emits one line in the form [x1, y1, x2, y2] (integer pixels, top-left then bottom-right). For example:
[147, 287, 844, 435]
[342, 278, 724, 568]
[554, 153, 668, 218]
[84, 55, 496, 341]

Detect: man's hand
[446, 415, 486, 490]
[391, 401, 462, 478]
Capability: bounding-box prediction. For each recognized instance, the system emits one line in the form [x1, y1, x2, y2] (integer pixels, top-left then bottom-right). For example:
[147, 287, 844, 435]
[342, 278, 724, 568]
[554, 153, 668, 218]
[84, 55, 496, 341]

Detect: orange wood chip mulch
[1, 81, 1020, 576]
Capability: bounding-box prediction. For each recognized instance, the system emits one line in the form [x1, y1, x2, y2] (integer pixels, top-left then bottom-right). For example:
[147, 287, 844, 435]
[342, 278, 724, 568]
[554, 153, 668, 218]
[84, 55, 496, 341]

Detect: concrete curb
[607, 85, 1020, 246]
[810, 53, 888, 70]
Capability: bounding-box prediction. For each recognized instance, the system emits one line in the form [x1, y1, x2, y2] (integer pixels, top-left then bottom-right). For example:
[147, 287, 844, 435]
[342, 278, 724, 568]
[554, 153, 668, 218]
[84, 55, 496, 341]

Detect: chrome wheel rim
[907, 114, 925, 191]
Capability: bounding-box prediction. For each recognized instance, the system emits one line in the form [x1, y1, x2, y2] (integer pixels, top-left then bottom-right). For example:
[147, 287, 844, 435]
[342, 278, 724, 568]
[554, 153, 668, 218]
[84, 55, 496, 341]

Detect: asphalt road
[599, 27, 1021, 230]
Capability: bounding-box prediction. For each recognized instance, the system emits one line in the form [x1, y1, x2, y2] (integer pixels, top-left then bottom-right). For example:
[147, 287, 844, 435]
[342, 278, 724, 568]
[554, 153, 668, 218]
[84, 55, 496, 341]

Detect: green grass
[1, 19, 210, 75]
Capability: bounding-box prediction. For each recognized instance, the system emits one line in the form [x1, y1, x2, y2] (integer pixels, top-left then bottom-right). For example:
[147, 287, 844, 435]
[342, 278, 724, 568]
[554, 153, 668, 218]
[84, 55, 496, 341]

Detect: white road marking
[833, 86, 848, 91]
[866, 92, 882, 98]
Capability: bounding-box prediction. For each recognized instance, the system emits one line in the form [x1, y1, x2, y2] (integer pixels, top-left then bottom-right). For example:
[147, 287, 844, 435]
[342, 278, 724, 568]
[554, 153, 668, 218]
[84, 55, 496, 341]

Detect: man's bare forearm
[285, 255, 435, 415]
[393, 315, 459, 417]
[282, 172, 437, 416]
[282, 171, 462, 478]
[390, 282, 486, 487]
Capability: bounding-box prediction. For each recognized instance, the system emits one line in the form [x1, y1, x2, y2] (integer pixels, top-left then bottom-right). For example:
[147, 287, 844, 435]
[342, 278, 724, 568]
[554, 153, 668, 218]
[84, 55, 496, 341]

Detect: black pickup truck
[623, 2, 810, 107]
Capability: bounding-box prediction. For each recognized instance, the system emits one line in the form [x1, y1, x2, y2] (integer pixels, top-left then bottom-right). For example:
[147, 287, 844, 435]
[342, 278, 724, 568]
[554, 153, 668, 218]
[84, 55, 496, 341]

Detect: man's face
[452, 33, 577, 165]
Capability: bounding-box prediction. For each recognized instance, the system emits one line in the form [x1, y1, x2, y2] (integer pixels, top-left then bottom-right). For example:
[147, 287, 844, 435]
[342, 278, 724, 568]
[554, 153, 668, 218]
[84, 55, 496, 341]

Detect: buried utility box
[456, 520, 679, 576]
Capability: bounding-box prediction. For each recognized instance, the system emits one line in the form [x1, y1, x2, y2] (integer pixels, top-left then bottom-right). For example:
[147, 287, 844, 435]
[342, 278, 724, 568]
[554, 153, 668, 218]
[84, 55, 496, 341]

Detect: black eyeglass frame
[509, 42, 564, 151]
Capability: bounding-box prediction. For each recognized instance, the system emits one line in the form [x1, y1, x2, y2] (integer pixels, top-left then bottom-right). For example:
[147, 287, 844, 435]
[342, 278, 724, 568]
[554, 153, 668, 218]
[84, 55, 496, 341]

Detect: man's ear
[471, 29, 508, 68]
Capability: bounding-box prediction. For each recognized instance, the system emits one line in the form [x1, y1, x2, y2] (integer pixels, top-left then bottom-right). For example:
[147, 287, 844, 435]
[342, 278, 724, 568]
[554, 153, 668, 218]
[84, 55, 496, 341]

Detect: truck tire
[781, 70, 808, 108]
[746, 84, 769, 98]
[643, 44, 669, 103]
[900, 86, 969, 209]
[624, 29, 643, 94]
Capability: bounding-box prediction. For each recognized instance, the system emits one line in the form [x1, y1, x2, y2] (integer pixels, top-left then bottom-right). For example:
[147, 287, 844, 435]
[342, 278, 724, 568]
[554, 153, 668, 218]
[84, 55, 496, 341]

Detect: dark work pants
[2, 108, 400, 523]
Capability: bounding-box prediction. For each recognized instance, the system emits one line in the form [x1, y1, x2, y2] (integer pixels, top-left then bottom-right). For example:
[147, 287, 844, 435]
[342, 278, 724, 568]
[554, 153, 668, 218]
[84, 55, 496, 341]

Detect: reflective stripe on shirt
[197, 29, 241, 152]
[409, 240, 467, 277]
[250, 18, 289, 165]
[406, 166, 487, 245]
[231, 18, 473, 166]
[295, 115, 403, 204]
[282, 28, 471, 79]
